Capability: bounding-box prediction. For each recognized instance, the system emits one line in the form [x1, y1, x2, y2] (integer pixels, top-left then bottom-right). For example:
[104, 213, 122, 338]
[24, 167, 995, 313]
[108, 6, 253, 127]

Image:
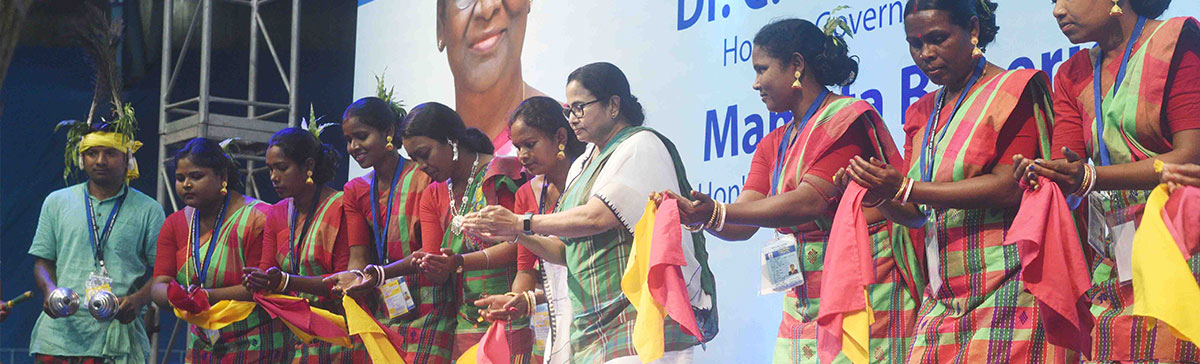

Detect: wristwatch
[522, 212, 535, 235]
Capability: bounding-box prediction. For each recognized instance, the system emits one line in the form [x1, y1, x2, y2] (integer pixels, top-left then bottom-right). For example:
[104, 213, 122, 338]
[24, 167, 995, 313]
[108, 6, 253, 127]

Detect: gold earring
[556, 143, 566, 160]
[971, 37, 983, 59]
[437, 39, 446, 52]
[385, 136, 395, 151]
[792, 70, 802, 90]
[1109, 0, 1123, 17]
[306, 170, 314, 185]
[220, 181, 228, 196]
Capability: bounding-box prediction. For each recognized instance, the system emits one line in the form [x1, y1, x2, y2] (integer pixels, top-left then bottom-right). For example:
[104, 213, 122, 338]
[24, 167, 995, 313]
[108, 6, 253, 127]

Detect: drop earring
[792, 70, 802, 90]
[306, 171, 314, 185]
[385, 136, 395, 151]
[971, 37, 983, 59]
[220, 181, 228, 195]
[1109, 0, 1123, 17]
[450, 141, 459, 161]
[556, 143, 566, 160]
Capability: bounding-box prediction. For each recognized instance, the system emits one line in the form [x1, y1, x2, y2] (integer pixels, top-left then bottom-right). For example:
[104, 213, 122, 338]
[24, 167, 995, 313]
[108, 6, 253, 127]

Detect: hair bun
[814, 32, 859, 86]
[1131, 0, 1171, 19]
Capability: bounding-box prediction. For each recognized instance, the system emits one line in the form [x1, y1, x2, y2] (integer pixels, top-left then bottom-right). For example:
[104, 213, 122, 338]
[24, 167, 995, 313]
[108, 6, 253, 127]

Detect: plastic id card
[381, 276, 416, 318]
[761, 234, 805, 295]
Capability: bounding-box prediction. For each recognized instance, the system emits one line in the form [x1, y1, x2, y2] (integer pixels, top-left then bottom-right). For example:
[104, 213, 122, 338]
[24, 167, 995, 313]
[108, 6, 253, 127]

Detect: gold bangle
[703, 203, 720, 229]
[892, 178, 909, 201]
[276, 273, 290, 292]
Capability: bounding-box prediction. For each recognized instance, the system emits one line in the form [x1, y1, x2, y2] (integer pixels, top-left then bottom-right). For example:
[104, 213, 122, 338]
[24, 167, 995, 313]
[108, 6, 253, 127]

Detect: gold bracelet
[276, 273, 290, 292]
[892, 178, 910, 201]
[703, 203, 720, 229]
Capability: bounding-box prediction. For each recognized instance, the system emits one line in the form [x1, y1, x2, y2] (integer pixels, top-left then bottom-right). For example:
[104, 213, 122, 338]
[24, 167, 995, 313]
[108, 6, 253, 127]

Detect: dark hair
[509, 96, 586, 159]
[268, 127, 342, 186]
[905, 0, 1000, 51]
[566, 62, 645, 126]
[753, 18, 859, 87]
[402, 102, 494, 154]
[343, 97, 404, 140]
[172, 138, 244, 191]
[1131, 0, 1171, 19]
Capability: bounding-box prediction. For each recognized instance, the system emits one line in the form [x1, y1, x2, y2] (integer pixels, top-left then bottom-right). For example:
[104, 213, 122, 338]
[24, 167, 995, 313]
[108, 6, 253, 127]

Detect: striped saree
[1060, 17, 1200, 363]
[170, 199, 292, 364]
[902, 69, 1077, 364]
[768, 98, 919, 364]
[264, 192, 369, 363]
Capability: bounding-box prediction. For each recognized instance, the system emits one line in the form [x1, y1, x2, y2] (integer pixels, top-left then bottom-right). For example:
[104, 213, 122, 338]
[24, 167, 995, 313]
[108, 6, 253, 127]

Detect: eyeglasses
[452, 0, 527, 11]
[563, 99, 601, 119]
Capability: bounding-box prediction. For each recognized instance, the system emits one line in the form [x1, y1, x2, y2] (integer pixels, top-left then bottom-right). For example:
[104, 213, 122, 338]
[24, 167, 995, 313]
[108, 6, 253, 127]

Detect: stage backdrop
[353, 1, 1199, 362]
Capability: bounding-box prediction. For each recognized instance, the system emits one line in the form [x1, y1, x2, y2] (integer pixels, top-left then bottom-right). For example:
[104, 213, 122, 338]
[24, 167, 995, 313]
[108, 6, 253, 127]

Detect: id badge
[531, 303, 550, 348]
[85, 270, 114, 303]
[924, 215, 944, 294]
[1088, 191, 1138, 283]
[203, 328, 221, 343]
[380, 276, 416, 319]
[760, 234, 804, 295]
[1110, 221, 1137, 283]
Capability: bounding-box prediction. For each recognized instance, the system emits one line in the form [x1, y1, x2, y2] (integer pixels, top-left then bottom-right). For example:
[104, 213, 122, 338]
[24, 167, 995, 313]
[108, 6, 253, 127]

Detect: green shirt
[27, 183, 165, 359]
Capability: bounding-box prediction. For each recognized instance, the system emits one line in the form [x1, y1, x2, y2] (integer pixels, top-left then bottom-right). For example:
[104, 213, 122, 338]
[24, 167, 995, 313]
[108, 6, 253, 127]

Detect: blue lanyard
[192, 193, 230, 287]
[370, 158, 404, 264]
[288, 189, 322, 273]
[1092, 16, 1147, 166]
[83, 185, 127, 270]
[770, 89, 831, 195]
[537, 179, 551, 214]
[920, 57, 987, 183]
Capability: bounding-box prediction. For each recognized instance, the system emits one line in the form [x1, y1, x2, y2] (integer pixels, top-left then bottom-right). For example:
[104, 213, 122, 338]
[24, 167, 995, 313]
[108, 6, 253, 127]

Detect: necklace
[447, 153, 483, 235]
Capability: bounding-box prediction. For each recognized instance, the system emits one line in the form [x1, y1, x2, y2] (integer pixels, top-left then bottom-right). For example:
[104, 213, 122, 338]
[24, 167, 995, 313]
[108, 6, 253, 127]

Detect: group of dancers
[11, 0, 1200, 363]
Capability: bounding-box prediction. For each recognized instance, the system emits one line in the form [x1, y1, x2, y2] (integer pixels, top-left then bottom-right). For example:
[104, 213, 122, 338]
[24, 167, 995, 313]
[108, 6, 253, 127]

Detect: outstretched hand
[658, 190, 715, 227]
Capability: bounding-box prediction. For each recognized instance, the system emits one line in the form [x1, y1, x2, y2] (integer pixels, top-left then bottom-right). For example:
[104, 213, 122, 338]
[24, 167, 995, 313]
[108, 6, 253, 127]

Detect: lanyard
[192, 193, 230, 287]
[288, 189, 322, 274]
[537, 179, 551, 214]
[370, 158, 405, 264]
[770, 89, 831, 195]
[1092, 16, 1147, 166]
[920, 57, 987, 183]
[83, 185, 128, 271]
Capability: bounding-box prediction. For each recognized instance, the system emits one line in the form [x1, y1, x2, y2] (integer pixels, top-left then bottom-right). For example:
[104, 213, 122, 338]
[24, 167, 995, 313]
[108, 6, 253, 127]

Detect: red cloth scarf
[1003, 176, 1095, 357]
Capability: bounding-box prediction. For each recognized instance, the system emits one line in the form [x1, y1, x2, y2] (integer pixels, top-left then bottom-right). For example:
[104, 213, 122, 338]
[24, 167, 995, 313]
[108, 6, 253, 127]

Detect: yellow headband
[78, 131, 144, 182]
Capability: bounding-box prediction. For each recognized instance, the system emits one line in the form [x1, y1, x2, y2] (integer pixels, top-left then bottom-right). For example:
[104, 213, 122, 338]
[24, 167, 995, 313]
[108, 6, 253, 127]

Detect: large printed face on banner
[437, 0, 531, 93]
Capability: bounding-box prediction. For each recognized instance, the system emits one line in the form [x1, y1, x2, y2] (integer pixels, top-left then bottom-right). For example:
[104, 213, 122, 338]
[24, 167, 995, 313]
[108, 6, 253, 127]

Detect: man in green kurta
[29, 129, 165, 364]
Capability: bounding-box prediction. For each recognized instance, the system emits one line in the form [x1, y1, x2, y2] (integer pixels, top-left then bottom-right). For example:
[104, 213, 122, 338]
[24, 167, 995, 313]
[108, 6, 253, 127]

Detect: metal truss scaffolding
[156, 0, 299, 211]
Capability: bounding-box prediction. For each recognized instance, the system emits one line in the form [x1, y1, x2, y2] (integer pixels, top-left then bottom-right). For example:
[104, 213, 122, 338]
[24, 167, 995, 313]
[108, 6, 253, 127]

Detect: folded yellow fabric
[256, 293, 352, 347]
[172, 300, 257, 331]
[343, 295, 406, 364]
[1132, 184, 1200, 345]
